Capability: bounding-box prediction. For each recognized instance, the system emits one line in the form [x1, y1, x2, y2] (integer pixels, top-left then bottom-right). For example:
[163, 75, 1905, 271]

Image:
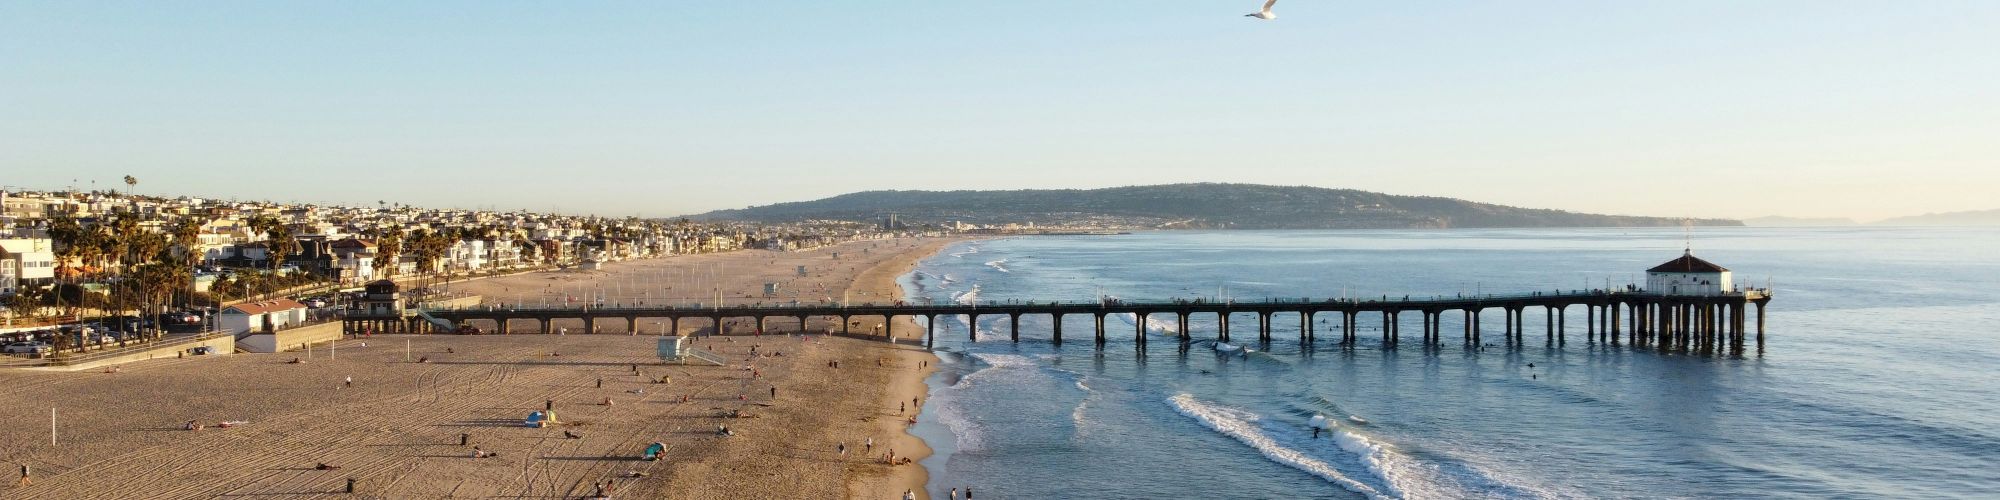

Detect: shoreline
[840, 238, 963, 499]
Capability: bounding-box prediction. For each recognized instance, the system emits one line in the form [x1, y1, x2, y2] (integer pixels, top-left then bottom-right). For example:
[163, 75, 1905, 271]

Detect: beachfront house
[330, 238, 378, 283]
[0, 238, 57, 291]
[1646, 250, 1733, 296]
[218, 298, 311, 335]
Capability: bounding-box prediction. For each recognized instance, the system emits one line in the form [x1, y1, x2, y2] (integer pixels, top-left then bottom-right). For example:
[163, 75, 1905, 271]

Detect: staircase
[414, 308, 456, 332]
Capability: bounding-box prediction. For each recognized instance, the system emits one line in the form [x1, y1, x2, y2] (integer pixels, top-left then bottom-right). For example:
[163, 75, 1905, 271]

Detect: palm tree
[373, 227, 402, 281]
[248, 215, 298, 271]
[406, 228, 453, 290]
[46, 213, 83, 297]
[512, 233, 538, 266]
[127, 260, 178, 339]
[122, 174, 139, 220]
[109, 214, 144, 270]
[167, 215, 207, 308]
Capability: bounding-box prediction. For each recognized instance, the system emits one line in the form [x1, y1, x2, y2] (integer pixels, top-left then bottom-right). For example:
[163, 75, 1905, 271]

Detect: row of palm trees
[14, 209, 213, 349]
[12, 202, 701, 330]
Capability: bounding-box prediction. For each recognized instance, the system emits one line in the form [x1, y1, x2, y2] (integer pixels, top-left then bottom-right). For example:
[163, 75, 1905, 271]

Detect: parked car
[157, 311, 201, 325]
[3, 342, 50, 354]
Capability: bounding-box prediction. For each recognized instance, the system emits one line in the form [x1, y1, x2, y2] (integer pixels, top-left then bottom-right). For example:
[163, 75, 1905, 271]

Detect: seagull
[1246, 0, 1277, 20]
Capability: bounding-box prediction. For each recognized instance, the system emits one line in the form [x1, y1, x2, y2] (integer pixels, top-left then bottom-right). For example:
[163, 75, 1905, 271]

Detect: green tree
[249, 215, 298, 271]
[167, 215, 208, 307]
[407, 228, 454, 289]
[5, 289, 40, 322]
[373, 227, 402, 280]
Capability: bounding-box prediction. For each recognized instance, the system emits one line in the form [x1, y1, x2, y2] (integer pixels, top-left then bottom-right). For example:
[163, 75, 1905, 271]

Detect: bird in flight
[1245, 0, 1278, 20]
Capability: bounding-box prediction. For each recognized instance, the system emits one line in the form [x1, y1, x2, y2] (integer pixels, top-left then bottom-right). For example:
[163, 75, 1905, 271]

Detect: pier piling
[420, 289, 1770, 357]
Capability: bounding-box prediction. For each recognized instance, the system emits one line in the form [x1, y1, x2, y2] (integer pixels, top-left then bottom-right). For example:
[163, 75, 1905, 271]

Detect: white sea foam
[984, 258, 1011, 273]
[965, 353, 1035, 378]
[952, 284, 981, 305]
[949, 285, 988, 340]
[1116, 312, 1181, 335]
[1068, 376, 1097, 436]
[1167, 393, 1405, 500]
[932, 395, 983, 452]
[933, 353, 1039, 453]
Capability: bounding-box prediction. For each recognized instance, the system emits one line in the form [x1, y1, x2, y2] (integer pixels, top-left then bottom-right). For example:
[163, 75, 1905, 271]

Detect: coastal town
[1, 185, 955, 341]
[0, 183, 959, 499]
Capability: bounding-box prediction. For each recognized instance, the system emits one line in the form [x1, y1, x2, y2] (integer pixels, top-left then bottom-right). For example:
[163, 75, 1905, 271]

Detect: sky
[3, 1, 1995, 222]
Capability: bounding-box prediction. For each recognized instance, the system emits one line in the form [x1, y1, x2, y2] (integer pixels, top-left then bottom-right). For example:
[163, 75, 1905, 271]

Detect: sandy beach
[0, 237, 959, 499]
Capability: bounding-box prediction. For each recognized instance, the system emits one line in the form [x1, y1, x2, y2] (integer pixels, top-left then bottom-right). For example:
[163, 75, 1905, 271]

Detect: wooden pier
[410, 289, 1774, 355]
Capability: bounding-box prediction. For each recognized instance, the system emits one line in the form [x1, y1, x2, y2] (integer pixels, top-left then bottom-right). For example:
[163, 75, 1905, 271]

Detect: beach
[0, 237, 957, 499]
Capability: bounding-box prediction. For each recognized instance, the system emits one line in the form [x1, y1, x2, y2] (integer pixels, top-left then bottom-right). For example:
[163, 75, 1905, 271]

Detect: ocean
[898, 228, 2000, 499]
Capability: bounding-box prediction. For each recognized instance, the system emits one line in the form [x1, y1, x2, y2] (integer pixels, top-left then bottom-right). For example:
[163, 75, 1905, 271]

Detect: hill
[688, 183, 1739, 229]
[1871, 209, 2000, 226]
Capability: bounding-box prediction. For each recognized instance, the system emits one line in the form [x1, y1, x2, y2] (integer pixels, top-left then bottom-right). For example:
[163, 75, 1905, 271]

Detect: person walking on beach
[903, 489, 916, 500]
[865, 437, 873, 454]
[950, 487, 959, 499]
[837, 442, 847, 456]
[18, 463, 29, 486]
[344, 376, 353, 388]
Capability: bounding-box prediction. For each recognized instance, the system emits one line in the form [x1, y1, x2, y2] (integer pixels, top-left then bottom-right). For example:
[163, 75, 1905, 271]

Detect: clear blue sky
[4, 1, 1995, 221]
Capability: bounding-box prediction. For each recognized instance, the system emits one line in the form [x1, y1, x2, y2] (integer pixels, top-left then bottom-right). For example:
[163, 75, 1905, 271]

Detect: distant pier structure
[421, 250, 1774, 355]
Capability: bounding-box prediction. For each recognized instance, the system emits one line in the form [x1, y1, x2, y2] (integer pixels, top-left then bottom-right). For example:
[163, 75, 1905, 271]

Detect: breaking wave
[1167, 393, 1405, 499]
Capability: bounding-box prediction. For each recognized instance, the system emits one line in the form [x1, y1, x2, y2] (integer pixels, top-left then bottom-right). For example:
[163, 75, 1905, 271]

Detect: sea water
[903, 228, 2000, 499]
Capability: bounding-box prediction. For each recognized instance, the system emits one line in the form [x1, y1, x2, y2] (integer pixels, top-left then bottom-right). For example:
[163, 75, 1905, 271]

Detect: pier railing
[421, 287, 1772, 315]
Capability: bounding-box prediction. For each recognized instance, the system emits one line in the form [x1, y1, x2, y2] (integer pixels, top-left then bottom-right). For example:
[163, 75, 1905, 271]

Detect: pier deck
[396, 289, 1773, 354]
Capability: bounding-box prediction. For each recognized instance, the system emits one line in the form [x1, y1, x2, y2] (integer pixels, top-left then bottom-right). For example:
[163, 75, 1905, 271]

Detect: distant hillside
[689, 183, 1739, 229]
[1743, 216, 1858, 227]
[1872, 209, 2000, 226]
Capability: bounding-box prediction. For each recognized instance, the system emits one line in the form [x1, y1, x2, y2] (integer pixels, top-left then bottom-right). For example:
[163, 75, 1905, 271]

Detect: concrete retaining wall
[238, 322, 345, 353]
[40, 335, 236, 371]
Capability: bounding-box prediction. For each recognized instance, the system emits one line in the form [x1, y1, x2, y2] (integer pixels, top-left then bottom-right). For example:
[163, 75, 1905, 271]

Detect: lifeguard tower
[658, 336, 725, 365]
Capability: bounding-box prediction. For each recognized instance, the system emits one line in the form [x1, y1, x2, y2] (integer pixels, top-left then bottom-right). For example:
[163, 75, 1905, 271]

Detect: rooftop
[1648, 250, 1729, 273]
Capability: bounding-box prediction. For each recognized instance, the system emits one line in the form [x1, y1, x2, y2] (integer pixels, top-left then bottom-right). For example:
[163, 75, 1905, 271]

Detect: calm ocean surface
[900, 228, 2000, 499]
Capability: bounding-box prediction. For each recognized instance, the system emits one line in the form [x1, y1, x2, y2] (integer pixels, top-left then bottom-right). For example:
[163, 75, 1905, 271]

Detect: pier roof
[1648, 251, 1729, 273]
[222, 298, 307, 315]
